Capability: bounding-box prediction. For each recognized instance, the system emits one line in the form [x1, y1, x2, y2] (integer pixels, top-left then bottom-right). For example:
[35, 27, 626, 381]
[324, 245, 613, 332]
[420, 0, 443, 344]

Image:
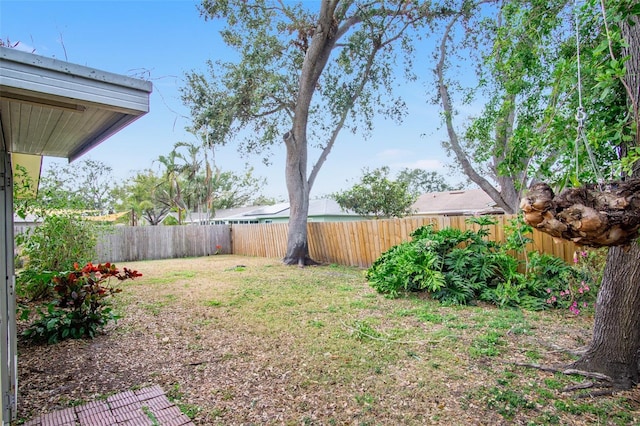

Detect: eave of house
[0, 46, 152, 163]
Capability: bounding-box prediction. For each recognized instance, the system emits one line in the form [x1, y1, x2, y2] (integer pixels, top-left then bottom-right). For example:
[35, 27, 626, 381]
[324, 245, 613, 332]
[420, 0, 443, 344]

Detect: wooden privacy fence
[92, 215, 578, 266]
[97, 225, 231, 262]
[230, 215, 579, 267]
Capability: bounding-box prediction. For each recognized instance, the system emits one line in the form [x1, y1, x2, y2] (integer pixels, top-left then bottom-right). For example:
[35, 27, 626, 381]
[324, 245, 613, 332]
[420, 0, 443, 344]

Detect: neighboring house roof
[412, 189, 504, 216]
[179, 199, 364, 224]
[153, 191, 504, 225]
[268, 199, 363, 220]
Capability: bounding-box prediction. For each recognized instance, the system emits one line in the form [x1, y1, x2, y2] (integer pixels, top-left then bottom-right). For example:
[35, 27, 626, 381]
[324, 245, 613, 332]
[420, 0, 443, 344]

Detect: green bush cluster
[16, 214, 101, 300]
[21, 262, 141, 344]
[366, 216, 602, 311]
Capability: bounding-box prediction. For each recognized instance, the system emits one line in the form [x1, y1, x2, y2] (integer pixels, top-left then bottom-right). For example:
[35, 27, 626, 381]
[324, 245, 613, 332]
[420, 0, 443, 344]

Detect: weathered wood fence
[233, 215, 578, 267]
[97, 225, 231, 262]
[93, 215, 578, 267]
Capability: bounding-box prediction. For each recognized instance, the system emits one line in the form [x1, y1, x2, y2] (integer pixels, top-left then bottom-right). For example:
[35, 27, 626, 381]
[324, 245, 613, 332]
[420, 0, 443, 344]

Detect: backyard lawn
[17, 255, 639, 425]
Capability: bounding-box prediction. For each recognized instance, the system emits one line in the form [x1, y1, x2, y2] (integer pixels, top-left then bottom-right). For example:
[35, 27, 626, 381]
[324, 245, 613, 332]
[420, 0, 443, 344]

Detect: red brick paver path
[23, 385, 195, 426]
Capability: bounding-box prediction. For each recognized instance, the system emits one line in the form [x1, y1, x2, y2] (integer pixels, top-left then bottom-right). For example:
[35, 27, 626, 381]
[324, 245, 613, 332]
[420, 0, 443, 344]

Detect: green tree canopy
[19, 159, 118, 216]
[333, 166, 416, 218]
[431, 0, 640, 390]
[114, 170, 172, 226]
[182, 0, 451, 264]
[396, 168, 460, 195]
[432, 0, 629, 212]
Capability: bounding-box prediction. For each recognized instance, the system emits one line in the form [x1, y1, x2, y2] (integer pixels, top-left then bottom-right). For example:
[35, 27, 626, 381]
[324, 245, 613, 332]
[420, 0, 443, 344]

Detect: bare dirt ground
[16, 256, 640, 425]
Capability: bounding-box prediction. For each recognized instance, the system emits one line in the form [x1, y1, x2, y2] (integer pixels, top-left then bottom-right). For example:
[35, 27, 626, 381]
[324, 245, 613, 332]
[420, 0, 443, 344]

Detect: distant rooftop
[413, 189, 504, 216]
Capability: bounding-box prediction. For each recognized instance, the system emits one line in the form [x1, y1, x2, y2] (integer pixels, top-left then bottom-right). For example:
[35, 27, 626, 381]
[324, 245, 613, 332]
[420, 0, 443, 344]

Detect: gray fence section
[14, 225, 35, 237]
[96, 225, 232, 262]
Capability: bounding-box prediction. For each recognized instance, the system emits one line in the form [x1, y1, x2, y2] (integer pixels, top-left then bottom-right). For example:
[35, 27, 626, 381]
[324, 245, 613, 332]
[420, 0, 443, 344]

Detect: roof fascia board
[0, 47, 152, 113]
[68, 113, 145, 162]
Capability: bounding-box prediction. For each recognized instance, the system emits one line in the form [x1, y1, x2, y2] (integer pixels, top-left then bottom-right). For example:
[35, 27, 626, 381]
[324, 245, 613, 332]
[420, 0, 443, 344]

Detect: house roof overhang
[0, 46, 152, 161]
[0, 47, 151, 423]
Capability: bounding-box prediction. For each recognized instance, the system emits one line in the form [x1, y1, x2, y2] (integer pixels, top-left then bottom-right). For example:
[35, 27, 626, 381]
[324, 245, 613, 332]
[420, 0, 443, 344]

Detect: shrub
[22, 262, 141, 344]
[366, 216, 603, 312]
[17, 214, 101, 271]
[540, 249, 604, 314]
[16, 214, 105, 300]
[367, 217, 522, 306]
[14, 269, 56, 300]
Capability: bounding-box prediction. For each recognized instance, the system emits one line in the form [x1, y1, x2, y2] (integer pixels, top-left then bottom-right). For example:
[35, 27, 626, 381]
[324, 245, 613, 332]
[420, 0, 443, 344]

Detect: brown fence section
[242, 215, 578, 267]
[231, 223, 289, 259]
[307, 217, 442, 267]
[92, 215, 577, 266]
[97, 225, 231, 262]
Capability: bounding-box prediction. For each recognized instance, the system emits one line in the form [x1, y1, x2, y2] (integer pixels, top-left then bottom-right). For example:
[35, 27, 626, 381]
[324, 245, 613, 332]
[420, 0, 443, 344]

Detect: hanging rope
[573, 1, 603, 183]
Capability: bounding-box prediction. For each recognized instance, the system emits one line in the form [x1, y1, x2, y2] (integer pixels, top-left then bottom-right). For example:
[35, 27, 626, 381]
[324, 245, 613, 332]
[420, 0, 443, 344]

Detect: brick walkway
[23, 385, 195, 426]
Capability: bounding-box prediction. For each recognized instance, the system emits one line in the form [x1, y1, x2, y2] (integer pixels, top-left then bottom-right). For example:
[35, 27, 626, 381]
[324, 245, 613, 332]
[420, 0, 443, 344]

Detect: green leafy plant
[367, 218, 521, 306]
[366, 216, 604, 312]
[16, 213, 108, 300]
[14, 269, 56, 301]
[22, 262, 141, 344]
[542, 249, 604, 315]
[17, 214, 100, 272]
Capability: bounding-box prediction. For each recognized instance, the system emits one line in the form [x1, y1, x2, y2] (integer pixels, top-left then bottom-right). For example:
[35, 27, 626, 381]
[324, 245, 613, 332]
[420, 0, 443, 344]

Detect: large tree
[35, 159, 118, 213]
[504, 0, 639, 388]
[435, 0, 557, 213]
[396, 168, 459, 195]
[115, 170, 173, 226]
[182, 0, 450, 265]
[333, 166, 417, 218]
[433, 0, 625, 213]
[566, 2, 640, 389]
[433, 0, 640, 388]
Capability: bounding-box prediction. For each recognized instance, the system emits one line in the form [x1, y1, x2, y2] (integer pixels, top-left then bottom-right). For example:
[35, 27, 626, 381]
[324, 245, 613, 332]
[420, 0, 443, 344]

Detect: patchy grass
[17, 256, 639, 425]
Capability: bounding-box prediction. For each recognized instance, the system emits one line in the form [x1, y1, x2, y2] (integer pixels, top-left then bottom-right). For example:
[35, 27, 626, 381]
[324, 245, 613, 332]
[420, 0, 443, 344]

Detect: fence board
[20, 214, 580, 267]
[96, 225, 231, 262]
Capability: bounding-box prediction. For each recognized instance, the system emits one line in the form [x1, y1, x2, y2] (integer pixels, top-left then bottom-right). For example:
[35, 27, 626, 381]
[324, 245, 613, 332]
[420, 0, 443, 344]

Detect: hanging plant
[520, 178, 640, 247]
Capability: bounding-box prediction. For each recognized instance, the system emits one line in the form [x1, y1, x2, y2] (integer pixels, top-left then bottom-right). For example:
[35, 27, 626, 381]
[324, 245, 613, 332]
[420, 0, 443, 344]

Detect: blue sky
[1, 0, 464, 200]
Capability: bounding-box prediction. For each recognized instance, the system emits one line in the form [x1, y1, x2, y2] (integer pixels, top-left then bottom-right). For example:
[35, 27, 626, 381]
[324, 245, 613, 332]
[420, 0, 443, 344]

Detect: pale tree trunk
[283, 130, 312, 265]
[282, 1, 338, 265]
[571, 12, 640, 389]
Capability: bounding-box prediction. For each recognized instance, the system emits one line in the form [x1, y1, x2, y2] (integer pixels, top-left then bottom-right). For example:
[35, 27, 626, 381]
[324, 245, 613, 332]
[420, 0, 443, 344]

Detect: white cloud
[376, 149, 411, 159]
[391, 159, 445, 170]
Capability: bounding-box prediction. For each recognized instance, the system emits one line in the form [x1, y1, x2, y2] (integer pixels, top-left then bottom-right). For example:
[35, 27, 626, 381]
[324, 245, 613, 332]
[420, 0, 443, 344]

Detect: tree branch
[435, 5, 515, 213]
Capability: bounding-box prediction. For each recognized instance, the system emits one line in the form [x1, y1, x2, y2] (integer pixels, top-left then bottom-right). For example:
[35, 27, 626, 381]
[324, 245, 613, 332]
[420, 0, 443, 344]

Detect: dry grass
[17, 255, 639, 425]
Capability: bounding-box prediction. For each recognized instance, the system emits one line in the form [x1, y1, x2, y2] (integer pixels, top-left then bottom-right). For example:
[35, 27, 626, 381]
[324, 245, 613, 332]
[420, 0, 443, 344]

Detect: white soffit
[0, 46, 152, 161]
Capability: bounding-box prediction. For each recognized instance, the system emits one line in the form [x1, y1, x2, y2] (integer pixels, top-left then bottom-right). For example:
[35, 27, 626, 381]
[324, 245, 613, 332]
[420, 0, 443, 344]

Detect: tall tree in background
[155, 149, 189, 224]
[158, 141, 267, 223]
[333, 166, 416, 218]
[32, 159, 117, 213]
[396, 168, 459, 195]
[115, 170, 173, 226]
[183, 0, 450, 265]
